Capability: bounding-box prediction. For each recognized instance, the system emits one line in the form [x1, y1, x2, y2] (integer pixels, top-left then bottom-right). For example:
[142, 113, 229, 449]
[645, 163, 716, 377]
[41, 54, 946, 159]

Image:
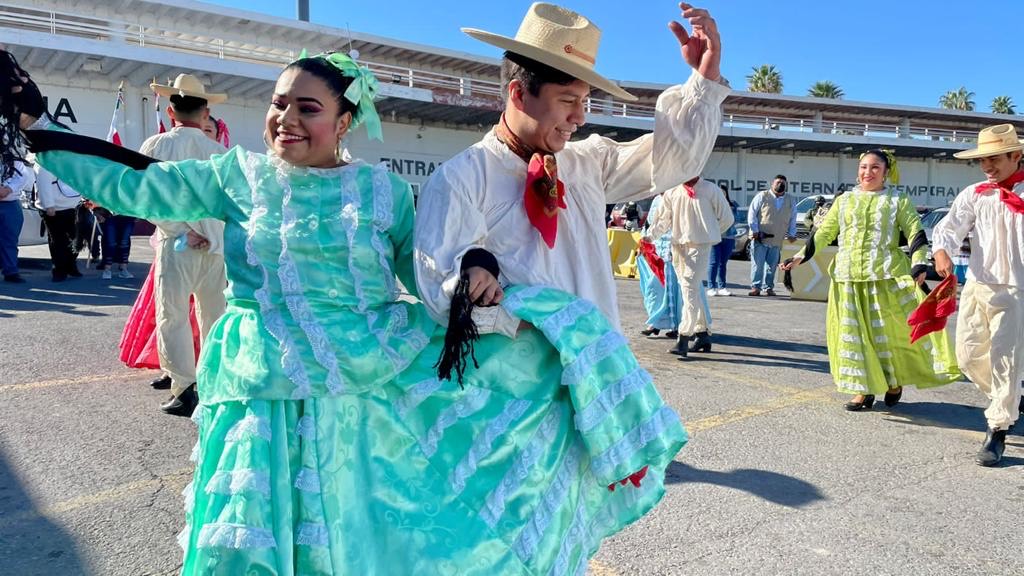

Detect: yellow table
[607, 228, 643, 279]
[782, 243, 837, 302]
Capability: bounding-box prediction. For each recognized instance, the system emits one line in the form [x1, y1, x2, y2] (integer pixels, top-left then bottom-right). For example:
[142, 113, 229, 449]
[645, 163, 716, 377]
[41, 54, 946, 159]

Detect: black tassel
[435, 274, 480, 388]
[782, 257, 795, 292]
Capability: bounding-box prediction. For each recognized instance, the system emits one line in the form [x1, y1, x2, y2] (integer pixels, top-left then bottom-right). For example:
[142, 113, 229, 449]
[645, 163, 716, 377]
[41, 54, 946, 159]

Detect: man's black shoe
[150, 375, 172, 390]
[161, 384, 198, 417]
[976, 428, 1007, 467]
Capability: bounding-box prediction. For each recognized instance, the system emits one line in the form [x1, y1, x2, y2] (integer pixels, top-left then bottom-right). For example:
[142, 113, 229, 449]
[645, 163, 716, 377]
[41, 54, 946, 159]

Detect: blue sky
[205, 0, 1018, 111]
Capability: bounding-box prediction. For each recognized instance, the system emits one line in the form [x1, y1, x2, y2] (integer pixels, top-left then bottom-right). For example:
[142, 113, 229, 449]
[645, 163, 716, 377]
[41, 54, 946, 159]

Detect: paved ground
[0, 245, 1021, 576]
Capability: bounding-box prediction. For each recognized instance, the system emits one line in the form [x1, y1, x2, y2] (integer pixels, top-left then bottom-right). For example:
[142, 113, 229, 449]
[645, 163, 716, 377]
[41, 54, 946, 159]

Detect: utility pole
[297, 0, 309, 22]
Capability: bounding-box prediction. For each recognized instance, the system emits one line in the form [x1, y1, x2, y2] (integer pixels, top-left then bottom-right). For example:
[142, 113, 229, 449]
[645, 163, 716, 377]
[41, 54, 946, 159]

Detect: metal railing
[0, 3, 980, 142]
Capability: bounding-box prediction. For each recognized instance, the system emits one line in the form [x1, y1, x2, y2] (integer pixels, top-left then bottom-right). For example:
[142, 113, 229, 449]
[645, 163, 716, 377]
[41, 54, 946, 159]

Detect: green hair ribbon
[295, 49, 383, 141]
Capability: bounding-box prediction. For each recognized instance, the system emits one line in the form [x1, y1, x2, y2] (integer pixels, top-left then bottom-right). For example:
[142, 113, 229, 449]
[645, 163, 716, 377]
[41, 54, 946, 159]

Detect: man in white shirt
[646, 177, 733, 358]
[415, 2, 728, 337]
[933, 123, 1024, 467]
[0, 160, 35, 283]
[139, 74, 228, 417]
[33, 161, 83, 281]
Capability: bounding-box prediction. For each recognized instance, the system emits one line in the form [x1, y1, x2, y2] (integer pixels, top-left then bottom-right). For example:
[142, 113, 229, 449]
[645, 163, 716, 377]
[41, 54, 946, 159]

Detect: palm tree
[807, 81, 844, 99]
[991, 95, 1015, 115]
[939, 86, 975, 111]
[747, 65, 783, 93]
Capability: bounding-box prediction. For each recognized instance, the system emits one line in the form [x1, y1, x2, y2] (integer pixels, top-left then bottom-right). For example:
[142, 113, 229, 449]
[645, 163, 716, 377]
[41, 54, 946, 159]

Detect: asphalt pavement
[0, 245, 1021, 576]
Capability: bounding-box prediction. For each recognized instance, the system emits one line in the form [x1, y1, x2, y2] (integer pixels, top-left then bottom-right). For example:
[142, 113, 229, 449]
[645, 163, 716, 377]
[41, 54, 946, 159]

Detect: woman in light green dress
[13, 50, 685, 575]
[782, 150, 959, 410]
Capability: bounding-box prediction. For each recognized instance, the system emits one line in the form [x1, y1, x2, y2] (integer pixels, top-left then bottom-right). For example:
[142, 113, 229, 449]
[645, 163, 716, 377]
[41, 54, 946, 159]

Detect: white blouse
[932, 180, 1024, 287]
[414, 71, 730, 335]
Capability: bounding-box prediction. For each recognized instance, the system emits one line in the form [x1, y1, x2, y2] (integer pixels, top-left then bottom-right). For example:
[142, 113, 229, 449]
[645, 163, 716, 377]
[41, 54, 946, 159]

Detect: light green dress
[31, 122, 687, 576]
[797, 186, 960, 395]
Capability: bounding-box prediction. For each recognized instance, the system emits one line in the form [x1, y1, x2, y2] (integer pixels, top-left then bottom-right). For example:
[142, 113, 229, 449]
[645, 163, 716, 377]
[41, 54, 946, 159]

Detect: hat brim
[953, 140, 1024, 159]
[150, 83, 228, 105]
[462, 28, 637, 102]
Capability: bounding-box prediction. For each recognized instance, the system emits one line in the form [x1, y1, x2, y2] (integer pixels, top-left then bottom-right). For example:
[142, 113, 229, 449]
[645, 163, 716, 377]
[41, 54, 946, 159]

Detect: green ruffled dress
[798, 186, 960, 395]
[32, 123, 687, 576]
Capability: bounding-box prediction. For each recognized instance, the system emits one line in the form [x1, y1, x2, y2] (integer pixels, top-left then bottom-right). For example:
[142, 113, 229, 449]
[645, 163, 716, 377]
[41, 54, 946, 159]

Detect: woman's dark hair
[861, 149, 890, 169]
[283, 57, 358, 117]
[500, 51, 577, 101]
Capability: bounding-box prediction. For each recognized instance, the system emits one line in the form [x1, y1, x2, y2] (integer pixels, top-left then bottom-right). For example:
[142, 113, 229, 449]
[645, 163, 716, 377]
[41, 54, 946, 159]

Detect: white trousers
[155, 238, 227, 397]
[672, 243, 711, 337]
[956, 281, 1024, 431]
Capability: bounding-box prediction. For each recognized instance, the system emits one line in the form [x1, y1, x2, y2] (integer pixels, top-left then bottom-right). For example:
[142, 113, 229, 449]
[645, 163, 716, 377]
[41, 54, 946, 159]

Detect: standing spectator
[0, 159, 35, 283]
[33, 160, 82, 281]
[647, 178, 734, 358]
[99, 208, 135, 279]
[748, 174, 797, 296]
[707, 182, 738, 296]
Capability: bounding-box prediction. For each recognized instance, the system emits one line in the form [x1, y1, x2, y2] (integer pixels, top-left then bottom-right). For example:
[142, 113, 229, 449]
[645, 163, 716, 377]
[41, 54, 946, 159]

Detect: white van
[17, 191, 46, 247]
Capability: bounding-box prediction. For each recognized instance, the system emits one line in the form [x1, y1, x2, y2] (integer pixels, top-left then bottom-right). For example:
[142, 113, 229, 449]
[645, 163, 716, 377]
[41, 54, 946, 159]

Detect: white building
[3, 0, 1017, 207]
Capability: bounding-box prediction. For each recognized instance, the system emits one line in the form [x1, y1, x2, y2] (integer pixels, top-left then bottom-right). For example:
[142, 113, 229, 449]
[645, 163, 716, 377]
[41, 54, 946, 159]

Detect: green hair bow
[296, 49, 383, 141]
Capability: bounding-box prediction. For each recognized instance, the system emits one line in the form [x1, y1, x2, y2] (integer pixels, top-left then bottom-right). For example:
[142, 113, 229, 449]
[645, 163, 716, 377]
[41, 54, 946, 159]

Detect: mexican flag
[153, 90, 166, 135]
[106, 82, 125, 146]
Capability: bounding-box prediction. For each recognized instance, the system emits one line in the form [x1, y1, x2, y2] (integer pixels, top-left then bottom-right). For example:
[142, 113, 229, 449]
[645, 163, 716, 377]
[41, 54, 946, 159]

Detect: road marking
[687, 387, 833, 434]
[0, 372, 142, 393]
[588, 559, 620, 575]
[0, 468, 192, 528]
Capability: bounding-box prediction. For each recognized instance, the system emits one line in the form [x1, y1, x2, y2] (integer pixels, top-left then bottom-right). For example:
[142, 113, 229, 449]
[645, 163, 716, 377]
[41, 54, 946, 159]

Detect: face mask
[773, 183, 787, 193]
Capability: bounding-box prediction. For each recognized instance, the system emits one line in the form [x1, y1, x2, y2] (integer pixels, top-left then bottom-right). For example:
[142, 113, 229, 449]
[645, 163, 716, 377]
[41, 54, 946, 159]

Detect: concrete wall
[38, 77, 981, 207]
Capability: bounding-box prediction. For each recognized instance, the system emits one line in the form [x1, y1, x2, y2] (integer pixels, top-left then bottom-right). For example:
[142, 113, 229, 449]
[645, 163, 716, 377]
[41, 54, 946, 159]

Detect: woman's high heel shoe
[639, 326, 660, 337]
[884, 387, 903, 407]
[844, 394, 875, 411]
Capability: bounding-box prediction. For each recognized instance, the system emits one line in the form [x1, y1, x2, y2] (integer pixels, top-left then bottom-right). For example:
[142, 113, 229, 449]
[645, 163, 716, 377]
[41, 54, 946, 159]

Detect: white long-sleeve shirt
[0, 161, 35, 203]
[139, 126, 228, 255]
[33, 163, 81, 211]
[415, 72, 730, 335]
[647, 179, 734, 246]
[932, 180, 1024, 287]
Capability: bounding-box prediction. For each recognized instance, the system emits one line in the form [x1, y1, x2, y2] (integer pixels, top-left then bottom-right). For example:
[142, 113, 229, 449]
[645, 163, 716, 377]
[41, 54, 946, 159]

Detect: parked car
[17, 191, 46, 247]
[609, 198, 653, 230]
[730, 209, 750, 259]
[919, 207, 951, 280]
[794, 194, 835, 238]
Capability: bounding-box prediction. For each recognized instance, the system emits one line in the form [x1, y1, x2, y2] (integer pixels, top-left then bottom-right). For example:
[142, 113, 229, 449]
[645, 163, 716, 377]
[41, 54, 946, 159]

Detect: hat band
[563, 44, 595, 65]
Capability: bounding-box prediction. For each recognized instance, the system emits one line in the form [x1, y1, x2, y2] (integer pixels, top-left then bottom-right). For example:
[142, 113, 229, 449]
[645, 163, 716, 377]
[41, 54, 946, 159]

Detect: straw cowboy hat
[462, 2, 637, 102]
[150, 73, 227, 105]
[953, 123, 1024, 159]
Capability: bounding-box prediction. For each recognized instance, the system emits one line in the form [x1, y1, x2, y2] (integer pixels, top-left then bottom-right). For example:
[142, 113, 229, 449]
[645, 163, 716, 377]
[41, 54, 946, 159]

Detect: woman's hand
[779, 257, 802, 271]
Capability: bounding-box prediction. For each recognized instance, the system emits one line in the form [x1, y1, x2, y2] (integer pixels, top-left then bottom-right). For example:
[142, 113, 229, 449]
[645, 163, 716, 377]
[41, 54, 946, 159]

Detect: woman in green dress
[8, 50, 685, 575]
[782, 150, 959, 410]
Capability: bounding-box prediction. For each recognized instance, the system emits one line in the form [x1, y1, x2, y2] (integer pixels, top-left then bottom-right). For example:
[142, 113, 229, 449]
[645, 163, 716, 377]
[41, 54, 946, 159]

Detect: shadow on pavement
[0, 257, 145, 316]
[701, 334, 831, 373]
[0, 449, 87, 575]
[882, 401, 1024, 442]
[665, 461, 826, 508]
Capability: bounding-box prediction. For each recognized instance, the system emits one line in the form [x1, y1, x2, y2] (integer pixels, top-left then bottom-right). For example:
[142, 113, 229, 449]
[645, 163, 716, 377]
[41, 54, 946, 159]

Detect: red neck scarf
[975, 169, 1024, 215]
[494, 115, 567, 249]
[683, 176, 701, 198]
